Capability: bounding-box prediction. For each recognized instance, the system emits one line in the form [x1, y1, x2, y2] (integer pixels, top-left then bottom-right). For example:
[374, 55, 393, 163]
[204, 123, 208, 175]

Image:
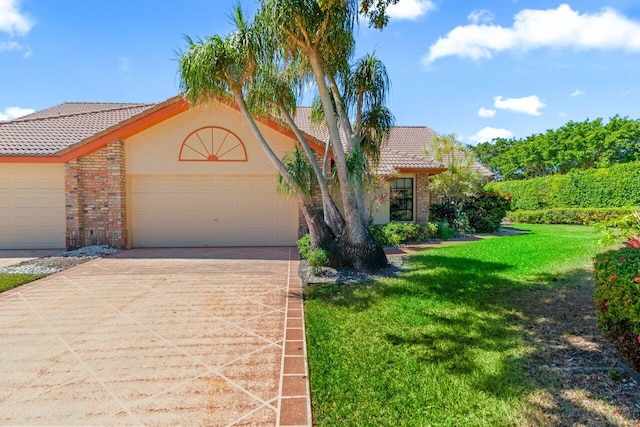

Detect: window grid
[390, 178, 414, 221]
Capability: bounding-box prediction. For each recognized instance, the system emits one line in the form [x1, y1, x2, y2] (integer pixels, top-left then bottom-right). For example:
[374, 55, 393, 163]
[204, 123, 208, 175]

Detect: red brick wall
[416, 173, 431, 223]
[64, 140, 127, 249]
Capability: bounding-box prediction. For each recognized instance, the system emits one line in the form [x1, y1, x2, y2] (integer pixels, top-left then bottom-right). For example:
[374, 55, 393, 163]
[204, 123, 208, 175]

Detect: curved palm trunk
[327, 71, 370, 224]
[307, 51, 387, 272]
[279, 106, 345, 236]
[232, 92, 337, 256]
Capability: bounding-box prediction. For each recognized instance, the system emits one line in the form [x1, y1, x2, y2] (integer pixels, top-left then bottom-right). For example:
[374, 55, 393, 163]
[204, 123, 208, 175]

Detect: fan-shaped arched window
[178, 126, 247, 162]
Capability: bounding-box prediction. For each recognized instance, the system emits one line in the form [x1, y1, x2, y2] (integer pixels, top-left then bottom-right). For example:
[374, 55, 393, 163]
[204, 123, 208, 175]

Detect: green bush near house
[370, 222, 440, 247]
[430, 190, 511, 234]
[307, 248, 329, 275]
[593, 247, 640, 372]
[507, 207, 636, 225]
[487, 161, 640, 211]
[297, 234, 312, 259]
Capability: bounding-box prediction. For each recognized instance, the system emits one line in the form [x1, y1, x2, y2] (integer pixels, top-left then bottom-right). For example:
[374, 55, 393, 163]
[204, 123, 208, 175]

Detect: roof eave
[0, 96, 189, 163]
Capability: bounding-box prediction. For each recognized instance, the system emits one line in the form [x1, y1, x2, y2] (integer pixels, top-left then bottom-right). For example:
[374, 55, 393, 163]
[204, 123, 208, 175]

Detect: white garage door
[0, 165, 66, 249]
[130, 175, 298, 247]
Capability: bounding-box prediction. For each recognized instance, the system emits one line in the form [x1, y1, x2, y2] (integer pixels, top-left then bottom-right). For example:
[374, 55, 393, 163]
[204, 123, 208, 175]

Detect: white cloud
[571, 89, 585, 97]
[468, 9, 495, 25]
[0, 0, 34, 36]
[0, 106, 35, 120]
[387, 0, 435, 20]
[468, 127, 514, 144]
[425, 4, 640, 63]
[494, 95, 545, 116]
[478, 107, 496, 118]
[0, 40, 20, 51]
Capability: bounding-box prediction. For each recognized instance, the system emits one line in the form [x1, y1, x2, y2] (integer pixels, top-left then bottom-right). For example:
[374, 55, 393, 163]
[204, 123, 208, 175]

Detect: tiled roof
[0, 100, 493, 179]
[292, 108, 492, 178]
[0, 102, 155, 156]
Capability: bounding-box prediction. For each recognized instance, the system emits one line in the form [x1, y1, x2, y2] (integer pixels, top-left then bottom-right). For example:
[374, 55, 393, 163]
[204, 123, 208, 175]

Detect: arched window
[178, 126, 247, 162]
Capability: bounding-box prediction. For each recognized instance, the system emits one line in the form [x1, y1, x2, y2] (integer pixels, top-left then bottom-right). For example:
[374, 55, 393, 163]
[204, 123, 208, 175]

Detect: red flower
[609, 275, 617, 281]
[635, 277, 640, 283]
[619, 257, 626, 261]
[637, 336, 640, 344]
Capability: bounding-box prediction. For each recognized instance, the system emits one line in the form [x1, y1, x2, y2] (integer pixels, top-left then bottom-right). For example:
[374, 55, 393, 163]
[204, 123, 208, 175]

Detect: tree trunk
[307, 50, 388, 271]
[298, 200, 346, 268]
[232, 93, 342, 262]
[280, 106, 345, 237]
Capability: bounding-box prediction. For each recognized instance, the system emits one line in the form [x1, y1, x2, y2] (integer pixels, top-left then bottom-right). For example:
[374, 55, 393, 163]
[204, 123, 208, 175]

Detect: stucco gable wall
[125, 102, 295, 176]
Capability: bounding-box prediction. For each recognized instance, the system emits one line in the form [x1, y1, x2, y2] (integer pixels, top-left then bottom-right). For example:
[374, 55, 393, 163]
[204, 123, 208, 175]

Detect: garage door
[0, 165, 66, 249]
[130, 175, 298, 247]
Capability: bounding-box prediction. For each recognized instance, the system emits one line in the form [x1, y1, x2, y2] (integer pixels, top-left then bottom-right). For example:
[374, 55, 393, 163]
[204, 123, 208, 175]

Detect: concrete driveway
[0, 247, 310, 426]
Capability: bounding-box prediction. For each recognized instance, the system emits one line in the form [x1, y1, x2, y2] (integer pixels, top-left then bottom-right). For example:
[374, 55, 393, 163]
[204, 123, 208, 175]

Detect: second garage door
[0, 165, 66, 250]
[130, 175, 298, 247]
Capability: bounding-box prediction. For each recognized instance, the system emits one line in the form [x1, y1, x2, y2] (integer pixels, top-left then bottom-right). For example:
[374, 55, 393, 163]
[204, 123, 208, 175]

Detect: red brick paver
[0, 247, 311, 426]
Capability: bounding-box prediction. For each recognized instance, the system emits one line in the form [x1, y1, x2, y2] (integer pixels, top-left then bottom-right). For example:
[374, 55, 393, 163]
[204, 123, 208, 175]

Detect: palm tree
[257, 0, 396, 271]
[180, 1, 398, 271]
[179, 8, 336, 251]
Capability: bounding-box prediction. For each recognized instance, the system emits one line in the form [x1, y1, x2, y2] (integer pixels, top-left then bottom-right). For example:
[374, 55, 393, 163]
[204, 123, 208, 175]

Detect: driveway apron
[0, 247, 311, 426]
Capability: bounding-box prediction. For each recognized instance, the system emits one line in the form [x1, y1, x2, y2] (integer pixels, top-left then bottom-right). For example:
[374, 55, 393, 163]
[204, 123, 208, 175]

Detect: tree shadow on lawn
[305, 255, 640, 425]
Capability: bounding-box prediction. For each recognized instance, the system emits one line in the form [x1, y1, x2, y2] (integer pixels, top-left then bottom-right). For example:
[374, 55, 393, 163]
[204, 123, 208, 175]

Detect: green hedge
[594, 247, 640, 372]
[487, 161, 640, 210]
[507, 207, 636, 225]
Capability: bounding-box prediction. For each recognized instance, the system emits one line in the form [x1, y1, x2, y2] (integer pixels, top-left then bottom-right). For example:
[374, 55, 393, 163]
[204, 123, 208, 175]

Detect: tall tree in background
[179, 1, 398, 271]
[472, 116, 640, 181]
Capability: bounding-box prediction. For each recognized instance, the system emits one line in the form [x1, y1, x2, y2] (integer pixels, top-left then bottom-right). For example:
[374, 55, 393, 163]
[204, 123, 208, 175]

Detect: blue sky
[1, 0, 639, 145]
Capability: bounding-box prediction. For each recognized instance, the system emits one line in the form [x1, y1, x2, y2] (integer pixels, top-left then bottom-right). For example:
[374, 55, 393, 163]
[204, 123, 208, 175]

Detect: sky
[1, 0, 639, 145]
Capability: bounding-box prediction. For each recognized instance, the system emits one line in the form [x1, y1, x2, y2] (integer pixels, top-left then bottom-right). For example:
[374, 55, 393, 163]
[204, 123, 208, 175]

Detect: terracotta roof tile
[0, 103, 154, 156]
[0, 100, 493, 179]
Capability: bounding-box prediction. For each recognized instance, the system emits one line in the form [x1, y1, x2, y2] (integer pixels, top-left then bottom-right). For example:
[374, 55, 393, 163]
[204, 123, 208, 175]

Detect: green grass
[305, 224, 600, 426]
[0, 273, 43, 293]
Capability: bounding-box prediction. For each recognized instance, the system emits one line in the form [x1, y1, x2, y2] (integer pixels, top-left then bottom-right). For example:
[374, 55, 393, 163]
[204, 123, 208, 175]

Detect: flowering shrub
[594, 247, 640, 372]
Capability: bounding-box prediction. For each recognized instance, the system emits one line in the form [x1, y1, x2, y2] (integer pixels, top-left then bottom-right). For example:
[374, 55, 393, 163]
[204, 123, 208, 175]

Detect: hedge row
[506, 207, 637, 225]
[594, 247, 640, 372]
[487, 161, 640, 210]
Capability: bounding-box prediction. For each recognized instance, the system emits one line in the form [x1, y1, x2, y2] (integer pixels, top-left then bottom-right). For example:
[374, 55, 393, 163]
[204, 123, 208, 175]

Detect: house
[0, 96, 492, 250]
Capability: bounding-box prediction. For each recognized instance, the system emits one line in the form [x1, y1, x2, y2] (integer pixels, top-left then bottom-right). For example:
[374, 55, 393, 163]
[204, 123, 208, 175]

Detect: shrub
[431, 191, 510, 234]
[461, 191, 511, 233]
[594, 209, 640, 247]
[593, 247, 640, 372]
[487, 161, 640, 211]
[436, 221, 455, 240]
[507, 207, 636, 225]
[418, 222, 439, 240]
[307, 248, 329, 276]
[382, 222, 420, 245]
[297, 234, 311, 259]
[370, 222, 442, 247]
[429, 201, 457, 225]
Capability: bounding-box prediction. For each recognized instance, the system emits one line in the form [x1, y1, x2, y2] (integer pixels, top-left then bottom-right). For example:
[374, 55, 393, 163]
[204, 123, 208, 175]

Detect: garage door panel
[0, 167, 65, 249]
[130, 175, 298, 247]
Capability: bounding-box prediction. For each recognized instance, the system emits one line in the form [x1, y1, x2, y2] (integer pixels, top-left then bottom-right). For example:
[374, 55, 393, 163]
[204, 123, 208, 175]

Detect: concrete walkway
[0, 247, 311, 426]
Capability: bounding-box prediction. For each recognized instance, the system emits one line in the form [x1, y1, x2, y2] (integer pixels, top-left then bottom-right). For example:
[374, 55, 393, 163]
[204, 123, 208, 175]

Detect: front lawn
[305, 224, 604, 425]
[0, 274, 43, 293]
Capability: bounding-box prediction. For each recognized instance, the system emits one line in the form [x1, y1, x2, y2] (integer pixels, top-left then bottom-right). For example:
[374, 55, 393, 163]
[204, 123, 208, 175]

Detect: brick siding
[415, 173, 431, 223]
[65, 140, 127, 249]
